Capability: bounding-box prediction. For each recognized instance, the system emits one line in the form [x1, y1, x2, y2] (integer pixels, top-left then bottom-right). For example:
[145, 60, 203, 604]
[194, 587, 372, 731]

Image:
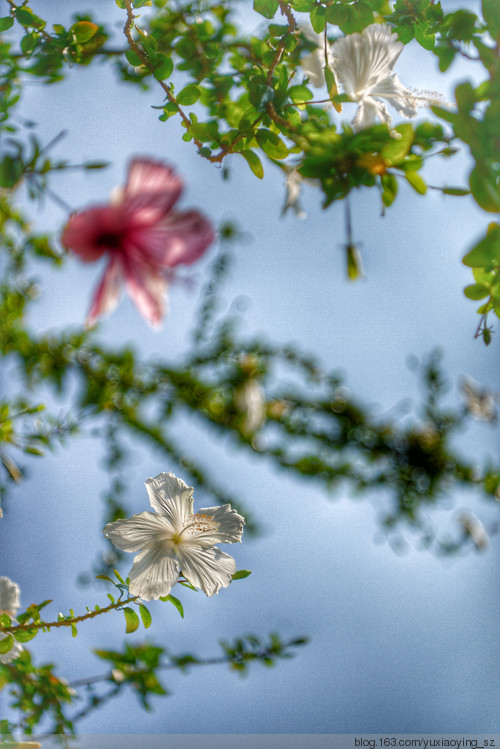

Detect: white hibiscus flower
[0, 576, 23, 663]
[104, 472, 245, 601]
[302, 23, 442, 131]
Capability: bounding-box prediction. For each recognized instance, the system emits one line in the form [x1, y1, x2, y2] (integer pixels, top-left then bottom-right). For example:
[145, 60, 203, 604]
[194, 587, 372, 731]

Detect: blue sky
[1, 0, 499, 739]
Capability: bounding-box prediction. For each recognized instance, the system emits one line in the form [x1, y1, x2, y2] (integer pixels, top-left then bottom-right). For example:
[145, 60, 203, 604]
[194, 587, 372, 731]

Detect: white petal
[331, 23, 404, 98]
[104, 511, 173, 553]
[302, 49, 327, 89]
[0, 632, 23, 663]
[193, 504, 245, 545]
[128, 544, 180, 600]
[0, 576, 21, 616]
[351, 97, 390, 130]
[176, 546, 236, 596]
[144, 472, 194, 529]
[369, 74, 418, 118]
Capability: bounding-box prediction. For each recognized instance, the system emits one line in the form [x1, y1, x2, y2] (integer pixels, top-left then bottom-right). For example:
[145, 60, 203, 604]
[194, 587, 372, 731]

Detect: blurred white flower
[0, 576, 23, 663]
[235, 379, 266, 435]
[458, 512, 489, 551]
[300, 24, 335, 89]
[104, 472, 244, 601]
[460, 376, 497, 422]
[303, 23, 442, 131]
[281, 168, 307, 219]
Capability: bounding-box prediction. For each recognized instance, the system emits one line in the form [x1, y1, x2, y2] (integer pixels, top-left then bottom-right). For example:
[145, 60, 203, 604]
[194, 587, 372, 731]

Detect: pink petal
[86, 254, 124, 327]
[121, 255, 168, 328]
[125, 210, 215, 268]
[61, 206, 124, 262]
[122, 159, 184, 226]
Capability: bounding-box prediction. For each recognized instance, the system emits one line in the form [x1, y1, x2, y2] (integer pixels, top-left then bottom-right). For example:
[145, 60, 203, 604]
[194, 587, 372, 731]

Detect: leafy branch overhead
[0, 0, 499, 740]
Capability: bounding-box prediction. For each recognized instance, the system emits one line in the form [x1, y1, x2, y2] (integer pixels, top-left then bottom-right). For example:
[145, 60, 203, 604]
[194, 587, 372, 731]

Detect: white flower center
[180, 512, 219, 538]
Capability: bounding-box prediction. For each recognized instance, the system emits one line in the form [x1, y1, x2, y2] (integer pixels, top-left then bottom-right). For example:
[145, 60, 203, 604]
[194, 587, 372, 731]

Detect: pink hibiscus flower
[61, 158, 215, 328]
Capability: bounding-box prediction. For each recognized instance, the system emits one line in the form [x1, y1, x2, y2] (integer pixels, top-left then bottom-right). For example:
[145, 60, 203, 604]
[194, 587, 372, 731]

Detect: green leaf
[123, 606, 140, 633]
[256, 129, 289, 159]
[462, 226, 500, 267]
[442, 186, 470, 196]
[288, 85, 313, 104]
[160, 594, 184, 618]
[0, 17, 14, 31]
[464, 283, 491, 300]
[455, 82, 476, 112]
[241, 150, 264, 179]
[253, 0, 279, 19]
[414, 23, 435, 50]
[482, 0, 500, 36]
[310, 5, 326, 33]
[0, 635, 14, 655]
[189, 122, 219, 143]
[396, 24, 414, 44]
[290, 0, 315, 10]
[115, 0, 127, 7]
[469, 164, 500, 212]
[15, 7, 45, 29]
[153, 53, 173, 80]
[14, 628, 38, 643]
[139, 604, 152, 629]
[71, 21, 98, 43]
[381, 173, 398, 207]
[405, 171, 427, 195]
[20, 32, 38, 55]
[232, 569, 252, 580]
[96, 574, 115, 583]
[381, 123, 413, 164]
[177, 85, 201, 105]
[125, 49, 143, 67]
[114, 569, 126, 584]
[346, 243, 363, 281]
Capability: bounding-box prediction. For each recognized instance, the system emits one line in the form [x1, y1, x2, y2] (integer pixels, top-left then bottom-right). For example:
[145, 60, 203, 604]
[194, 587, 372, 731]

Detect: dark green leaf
[15, 7, 45, 29]
[20, 32, 39, 55]
[125, 49, 144, 67]
[482, 0, 500, 36]
[310, 5, 326, 33]
[0, 17, 14, 31]
[253, 0, 279, 19]
[232, 569, 252, 580]
[153, 53, 173, 80]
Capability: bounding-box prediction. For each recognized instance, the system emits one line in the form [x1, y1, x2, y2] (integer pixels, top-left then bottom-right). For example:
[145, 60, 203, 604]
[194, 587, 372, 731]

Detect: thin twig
[0, 596, 138, 635]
